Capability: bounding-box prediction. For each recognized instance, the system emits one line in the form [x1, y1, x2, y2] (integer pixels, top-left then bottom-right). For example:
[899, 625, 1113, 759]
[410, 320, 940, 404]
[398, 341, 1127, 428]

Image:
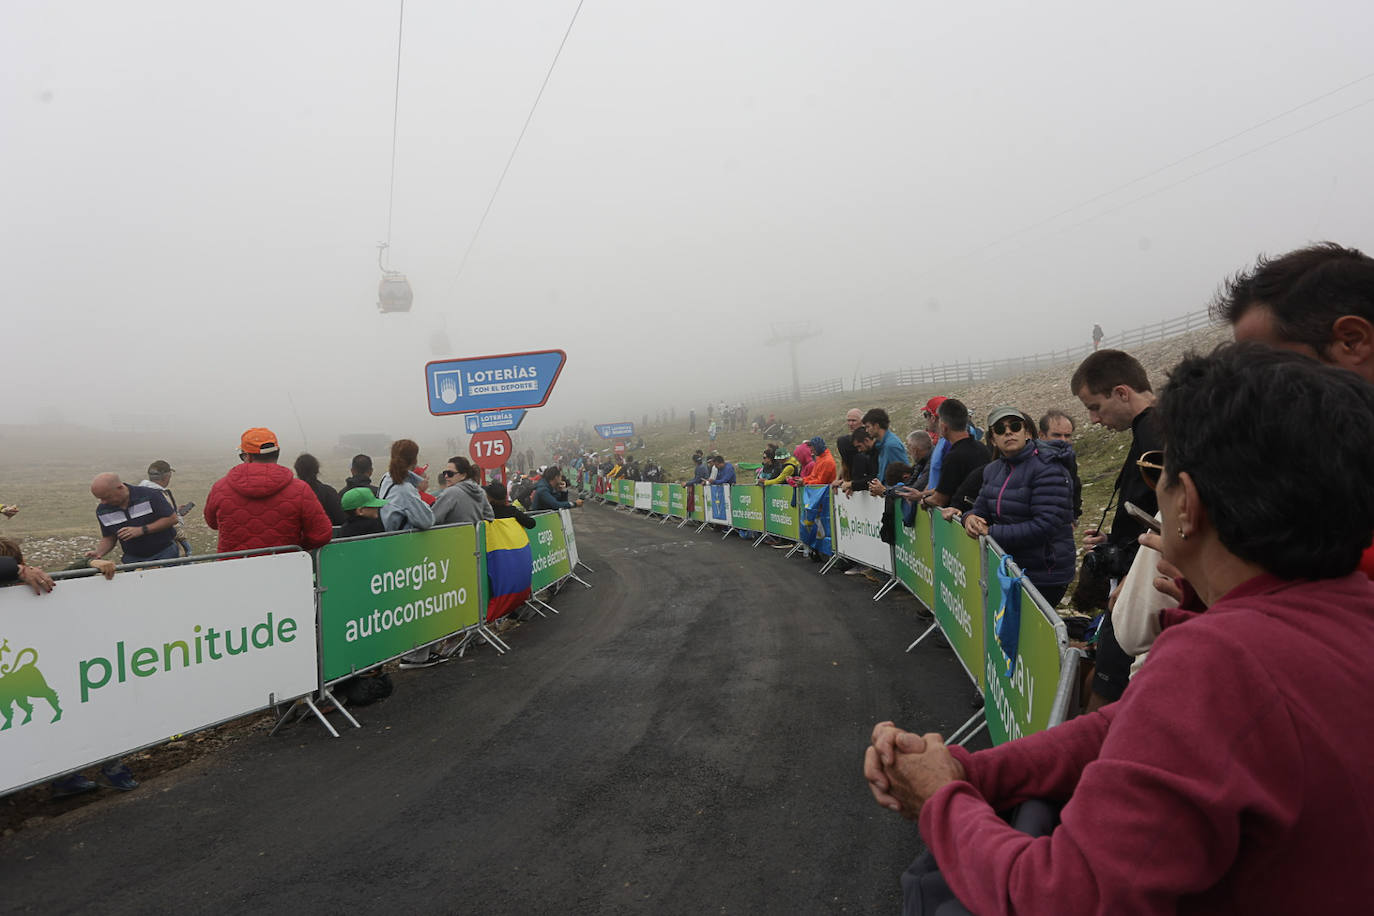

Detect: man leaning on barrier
[865, 343, 1374, 914]
[87, 473, 180, 565]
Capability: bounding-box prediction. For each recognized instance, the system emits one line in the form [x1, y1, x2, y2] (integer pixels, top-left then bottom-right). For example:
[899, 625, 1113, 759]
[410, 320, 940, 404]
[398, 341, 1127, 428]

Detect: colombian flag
[485, 517, 533, 623]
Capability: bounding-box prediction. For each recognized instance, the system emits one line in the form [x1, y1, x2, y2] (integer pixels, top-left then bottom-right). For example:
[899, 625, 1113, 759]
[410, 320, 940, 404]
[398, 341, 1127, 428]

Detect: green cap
[341, 487, 387, 511]
[986, 406, 1024, 428]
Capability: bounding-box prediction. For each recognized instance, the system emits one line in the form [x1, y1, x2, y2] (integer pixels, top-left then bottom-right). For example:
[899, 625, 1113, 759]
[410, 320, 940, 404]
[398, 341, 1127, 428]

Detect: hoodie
[378, 471, 435, 532]
[431, 479, 495, 526]
[204, 462, 333, 552]
[532, 477, 576, 510]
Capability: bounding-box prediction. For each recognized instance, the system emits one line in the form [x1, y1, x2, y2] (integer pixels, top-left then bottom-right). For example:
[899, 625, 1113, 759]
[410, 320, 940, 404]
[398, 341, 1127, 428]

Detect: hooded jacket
[969, 438, 1075, 587]
[432, 479, 495, 526]
[204, 462, 333, 553]
[378, 472, 435, 532]
[532, 477, 576, 510]
[794, 443, 815, 478]
[762, 454, 801, 486]
[802, 448, 836, 485]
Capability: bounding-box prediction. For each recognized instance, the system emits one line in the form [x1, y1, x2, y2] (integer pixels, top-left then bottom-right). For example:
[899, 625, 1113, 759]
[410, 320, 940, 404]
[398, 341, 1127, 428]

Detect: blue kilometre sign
[595, 422, 635, 439]
[425, 350, 566, 416]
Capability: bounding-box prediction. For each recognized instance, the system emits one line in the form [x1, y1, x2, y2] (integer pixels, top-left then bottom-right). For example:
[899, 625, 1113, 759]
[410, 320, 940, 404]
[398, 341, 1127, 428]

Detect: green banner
[668, 484, 687, 518]
[690, 485, 705, 521]
[317, 526, 481, 682]
[763, 485, 800, 540]
[932, 515, 986, 691]
[982, 543, 1063, 744]
[893, 507, 936, 612]
[617, 478, 633, 506]
[728, 485, 765, 532]
[530, 511, 572, 592]
[651, 483, 671, 516]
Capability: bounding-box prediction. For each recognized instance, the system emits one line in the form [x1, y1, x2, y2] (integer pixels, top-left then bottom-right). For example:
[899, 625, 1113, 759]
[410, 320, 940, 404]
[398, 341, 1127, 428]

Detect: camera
[1081, 542, 1133, 579]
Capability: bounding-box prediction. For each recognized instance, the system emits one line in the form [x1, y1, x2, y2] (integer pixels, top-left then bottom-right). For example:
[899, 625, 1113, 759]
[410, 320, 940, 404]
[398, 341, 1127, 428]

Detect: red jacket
[204, 463, 333, 553]
[919, 572, 1374, 914]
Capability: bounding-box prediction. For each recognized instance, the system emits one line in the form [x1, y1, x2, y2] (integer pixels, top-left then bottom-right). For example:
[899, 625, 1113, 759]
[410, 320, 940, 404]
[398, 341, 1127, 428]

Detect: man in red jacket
[204, 428, 333, 553]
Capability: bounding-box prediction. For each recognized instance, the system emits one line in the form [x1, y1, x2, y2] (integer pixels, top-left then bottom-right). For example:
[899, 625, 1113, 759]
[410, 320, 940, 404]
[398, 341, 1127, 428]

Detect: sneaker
[398, 653, 447, 670]
[101, 763, 139, 791]
[844, 566, 867, 576]
[770, 541, 793, 549]
[50, 773, 99, 799]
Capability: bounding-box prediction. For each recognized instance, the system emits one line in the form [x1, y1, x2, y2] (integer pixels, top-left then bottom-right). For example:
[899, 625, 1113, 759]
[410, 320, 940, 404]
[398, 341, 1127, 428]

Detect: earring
[1177, 527, 1187, 540]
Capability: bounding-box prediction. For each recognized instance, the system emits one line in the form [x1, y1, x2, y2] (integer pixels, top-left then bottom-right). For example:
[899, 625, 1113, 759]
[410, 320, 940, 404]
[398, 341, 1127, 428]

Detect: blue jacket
[970, 439, 1075, 588]
[688, 462, 711, 485]
[873, 430, 910, 484]
[531, 478, 575, 510]
[712, 462, 737, 485]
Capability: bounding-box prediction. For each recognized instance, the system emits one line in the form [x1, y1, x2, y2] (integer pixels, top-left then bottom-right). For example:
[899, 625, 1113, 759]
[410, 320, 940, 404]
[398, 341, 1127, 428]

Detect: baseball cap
[240, 427, 280, 455]
[987, 406, 1024, 428]
[923, 396, 948, 415]
[341, 487, 387, 511]
[483, 482, 508, 503]
[147, 459, 175, 476]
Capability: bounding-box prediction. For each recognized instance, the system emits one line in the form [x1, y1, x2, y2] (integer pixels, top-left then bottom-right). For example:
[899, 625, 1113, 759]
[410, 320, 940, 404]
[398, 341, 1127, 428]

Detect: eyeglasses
[440, 469, 457, 479]
[991, 417, 1025, 436]
[1137, 450, 1164, 489]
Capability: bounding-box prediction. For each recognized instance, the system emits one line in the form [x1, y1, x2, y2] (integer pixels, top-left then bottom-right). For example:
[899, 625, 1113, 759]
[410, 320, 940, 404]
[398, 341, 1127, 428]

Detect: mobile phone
[1123, 501, 1162, 534]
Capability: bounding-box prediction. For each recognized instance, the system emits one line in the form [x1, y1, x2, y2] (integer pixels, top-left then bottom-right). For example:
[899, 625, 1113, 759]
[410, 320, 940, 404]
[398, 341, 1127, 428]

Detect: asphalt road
[1, 502, 985, 915]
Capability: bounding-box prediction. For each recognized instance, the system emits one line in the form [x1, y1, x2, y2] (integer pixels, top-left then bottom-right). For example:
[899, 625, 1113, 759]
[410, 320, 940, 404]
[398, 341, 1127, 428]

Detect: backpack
[511, 478, 537, 507]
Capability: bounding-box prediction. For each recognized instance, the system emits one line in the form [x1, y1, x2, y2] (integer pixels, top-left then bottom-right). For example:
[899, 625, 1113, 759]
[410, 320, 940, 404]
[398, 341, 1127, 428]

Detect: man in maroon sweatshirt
[866, 343, 1374, 913]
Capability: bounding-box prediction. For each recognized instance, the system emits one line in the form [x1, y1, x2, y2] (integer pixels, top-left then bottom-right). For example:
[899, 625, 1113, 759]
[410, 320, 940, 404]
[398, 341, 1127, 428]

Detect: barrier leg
[947, 710, 985, 746]
[522, 600, 549, 618]
[872, 575, 900, 601]
[477, 623, 511, 653]
[905, 621, 939, 653]
[568, 572, 593, 589]
[531, 595, 560, 615]
[720, 527, 734, 540]
[576, 560, 596, 574]
[818, 555, 839, 575]
[318, 687, 361, 730]
[785, 542, 805, 559]
[675, 517, 691, 529]
[751, 533, 768, 548]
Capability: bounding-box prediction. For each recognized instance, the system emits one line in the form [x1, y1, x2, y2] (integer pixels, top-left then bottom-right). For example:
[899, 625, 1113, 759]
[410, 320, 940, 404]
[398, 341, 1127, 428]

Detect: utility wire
[383, 0, 406, 261]
[913, 70, 1374, 280]
[453, 0, 586, 285]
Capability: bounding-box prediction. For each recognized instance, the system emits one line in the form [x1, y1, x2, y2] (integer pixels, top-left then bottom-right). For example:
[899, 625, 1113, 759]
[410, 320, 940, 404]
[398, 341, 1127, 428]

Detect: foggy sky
[4, 0, 1372, 445]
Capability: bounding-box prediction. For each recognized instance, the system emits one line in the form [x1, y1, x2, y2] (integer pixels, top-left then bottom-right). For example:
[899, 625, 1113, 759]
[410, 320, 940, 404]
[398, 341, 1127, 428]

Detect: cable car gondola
[376, 242, 413, 313]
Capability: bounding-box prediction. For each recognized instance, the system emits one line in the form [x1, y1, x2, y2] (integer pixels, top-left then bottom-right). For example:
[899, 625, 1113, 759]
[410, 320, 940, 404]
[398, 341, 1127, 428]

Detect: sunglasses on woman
[440, 469, 457, 480]
[991, 417, 1025, 436]
[1137, 450, 1164, 489]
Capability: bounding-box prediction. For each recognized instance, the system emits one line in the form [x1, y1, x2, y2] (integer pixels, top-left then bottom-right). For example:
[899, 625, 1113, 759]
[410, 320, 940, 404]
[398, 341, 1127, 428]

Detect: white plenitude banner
[633, 482, 652, 511]
[559, 508, 579, 568]
[832, 491, 894, 574]
[0, 552, 318, 794]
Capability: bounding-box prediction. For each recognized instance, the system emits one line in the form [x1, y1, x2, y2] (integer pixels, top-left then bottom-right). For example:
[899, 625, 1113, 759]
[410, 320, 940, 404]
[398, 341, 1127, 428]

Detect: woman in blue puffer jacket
[961, 406, 1076, 606]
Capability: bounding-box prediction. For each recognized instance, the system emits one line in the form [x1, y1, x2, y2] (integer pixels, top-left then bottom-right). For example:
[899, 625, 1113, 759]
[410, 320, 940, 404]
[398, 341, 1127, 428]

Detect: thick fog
[4, 0, 1372, 446]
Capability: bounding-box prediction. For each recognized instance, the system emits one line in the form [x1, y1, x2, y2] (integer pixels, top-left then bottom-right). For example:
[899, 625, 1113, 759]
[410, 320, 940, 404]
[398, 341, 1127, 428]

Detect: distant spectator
[689, 408, 696, 434]
[761, 447, 801, 486]
[294, 453, 347, 526]
[139, 459, 193, 556]
[1039, 409, 1082, 522]
[337, 487, 386, 538]
[532, 466, 584, 510]
[1092, 322, 1104, 349]
[835, 408, 864, 482]
[863, 408, 911, 484]
[432, 456, 494, 526]
[922, 395, 949, 492]
[708, 455, 737, 485]
[802, 437, 836, 485]
[378, 438, 435, 532]
[843, 427, 877, 495]
[485, 481, 536, 530]
[338, 453, 378, 498]
[906, 431, 934, 491]
[921, 399, 990, 510]
[205, 428, 334, 553]
[794, 441, 815, 478]
[87, 473, 179, 564]
[0, 502, 17, 519]
[709, 420, 718, 443]
[962, 407, 1076, 606]
[688, 452, 712, 486]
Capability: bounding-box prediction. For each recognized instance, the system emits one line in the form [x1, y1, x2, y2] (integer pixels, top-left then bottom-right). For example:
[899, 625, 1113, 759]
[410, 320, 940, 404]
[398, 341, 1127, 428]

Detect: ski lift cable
[453, 0, 586, 287]
[383, 0, 406, 269]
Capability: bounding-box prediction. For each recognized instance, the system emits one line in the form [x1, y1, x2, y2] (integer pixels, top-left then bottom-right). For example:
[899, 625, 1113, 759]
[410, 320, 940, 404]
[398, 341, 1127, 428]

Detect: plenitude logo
[0, 638, 62, 731]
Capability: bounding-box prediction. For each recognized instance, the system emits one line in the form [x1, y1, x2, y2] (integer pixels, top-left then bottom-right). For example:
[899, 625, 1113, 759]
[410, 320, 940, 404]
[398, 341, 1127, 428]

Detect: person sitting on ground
[801, 437, 836, 485]
[205, 428, 334, 553]
[378, 438, 435, 532]
[338, 453, 378, 497]
[865, 342, 1374, 914]
[532, 466, 584, 510]
[432, 457, 494, 526]
[960, 406, 1076, 606]
[337, 487, 387, 538]
[485, 481, 536, 529]
[294, 453, 347, 527]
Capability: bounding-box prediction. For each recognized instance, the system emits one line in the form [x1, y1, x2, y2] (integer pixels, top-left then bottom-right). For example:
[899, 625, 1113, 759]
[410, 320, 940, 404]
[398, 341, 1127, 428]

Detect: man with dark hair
[862, 408, 910, 484]
[709, 454, 737, 485]
[920, 399, 989, 510]
[205, 428, 333, 553]
[841, 427, 876, 495]
[1039, 410, 1082, 523]
[339, 454, 378, 498]
[1071, 350, 1160, 710]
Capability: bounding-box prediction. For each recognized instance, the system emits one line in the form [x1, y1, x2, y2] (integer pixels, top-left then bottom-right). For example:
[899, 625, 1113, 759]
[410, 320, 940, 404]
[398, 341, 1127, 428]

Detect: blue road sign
[425, 350, 566, 416]
[595, 422, 635, 439]
[463, 409, 527, 433]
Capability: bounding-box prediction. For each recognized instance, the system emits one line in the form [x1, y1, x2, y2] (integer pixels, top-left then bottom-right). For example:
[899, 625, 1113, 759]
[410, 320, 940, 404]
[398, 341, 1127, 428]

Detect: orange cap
[240, 427, 280, 455]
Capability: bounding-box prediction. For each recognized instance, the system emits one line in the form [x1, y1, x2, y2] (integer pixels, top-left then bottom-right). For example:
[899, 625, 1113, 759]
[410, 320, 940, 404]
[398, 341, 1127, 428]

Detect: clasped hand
[863, 721, 965, 821]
